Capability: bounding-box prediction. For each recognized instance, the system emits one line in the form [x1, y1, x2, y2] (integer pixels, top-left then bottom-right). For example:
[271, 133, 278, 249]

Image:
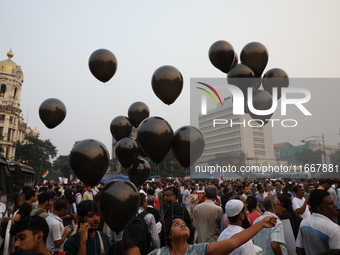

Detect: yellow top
[0, 50, 18, 73]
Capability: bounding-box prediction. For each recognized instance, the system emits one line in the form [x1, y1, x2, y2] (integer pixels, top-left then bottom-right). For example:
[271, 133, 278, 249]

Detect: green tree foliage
[295, 148, 322, 165]
[120, 150, 184, 177]
[15, 135, 57, 177]
[53, 155, 73, 178]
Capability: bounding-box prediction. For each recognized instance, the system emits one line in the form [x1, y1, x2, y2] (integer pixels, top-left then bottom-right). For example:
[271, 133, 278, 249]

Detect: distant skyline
[1, 1, 340, 159]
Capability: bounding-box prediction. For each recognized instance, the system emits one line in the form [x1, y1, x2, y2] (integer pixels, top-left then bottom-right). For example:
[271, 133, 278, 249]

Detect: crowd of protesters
[0, 178, 340, 254]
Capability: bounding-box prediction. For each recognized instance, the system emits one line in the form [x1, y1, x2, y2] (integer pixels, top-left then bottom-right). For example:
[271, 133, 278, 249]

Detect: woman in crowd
[148, 214, 277, 255]
[246, 196, 263, 225]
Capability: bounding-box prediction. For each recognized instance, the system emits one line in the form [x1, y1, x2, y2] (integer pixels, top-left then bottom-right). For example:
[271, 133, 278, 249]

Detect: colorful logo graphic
[196, 82, 223, 106]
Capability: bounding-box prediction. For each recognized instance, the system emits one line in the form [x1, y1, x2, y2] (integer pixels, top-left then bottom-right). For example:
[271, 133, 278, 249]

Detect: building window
[0, 84, 6, 97]
[14, 87, 18, 99]
[0, 115, 4, 121]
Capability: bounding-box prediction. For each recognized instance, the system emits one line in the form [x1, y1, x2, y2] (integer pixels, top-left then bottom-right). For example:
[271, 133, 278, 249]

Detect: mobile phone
[68, 224, 74, 230]
[78, 216, 85, 225]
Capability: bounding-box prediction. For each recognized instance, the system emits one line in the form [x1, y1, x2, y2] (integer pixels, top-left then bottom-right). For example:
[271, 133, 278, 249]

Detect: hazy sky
[1, 1, 340, 159]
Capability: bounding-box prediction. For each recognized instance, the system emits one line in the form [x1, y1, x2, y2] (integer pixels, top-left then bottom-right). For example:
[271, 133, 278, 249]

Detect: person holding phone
[64, 200, 110, 255]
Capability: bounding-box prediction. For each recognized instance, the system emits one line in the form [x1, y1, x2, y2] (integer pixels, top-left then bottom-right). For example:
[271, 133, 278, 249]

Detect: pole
[322, 133, 326, 164]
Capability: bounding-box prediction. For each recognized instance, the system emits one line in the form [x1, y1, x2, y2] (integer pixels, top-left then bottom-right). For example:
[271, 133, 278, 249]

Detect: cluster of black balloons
[209, 40, 289, 124]
[109, 101, 205, 188]
[37, 48, 205, 234]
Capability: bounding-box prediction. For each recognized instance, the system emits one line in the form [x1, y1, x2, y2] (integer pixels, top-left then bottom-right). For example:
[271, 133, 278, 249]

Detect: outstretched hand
[261, 216, 277, 228]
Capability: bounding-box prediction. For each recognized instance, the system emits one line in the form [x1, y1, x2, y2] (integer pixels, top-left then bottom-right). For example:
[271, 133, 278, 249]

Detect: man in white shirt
[218, 199, 256, 255]
[182, 184, 191, 213]
[296, 189, 340, 255]
[292, 185, 311, 219]
[45, 198, 72, 252]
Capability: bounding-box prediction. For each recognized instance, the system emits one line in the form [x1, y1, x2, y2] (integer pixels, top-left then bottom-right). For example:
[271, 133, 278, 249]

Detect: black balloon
[208, 40, 236, 74]
[137, 116, 174, 164]
[99, 180, 140, 233]
[135, 137, 147, 158]
[69, 139, 109, 186]
[172, 126, 205, 168]
[227, 64, 255, 96]
[88, 49, 117, 83]
[151, 65, 183, 105]
[248, 90, 273, 125]
[115, 138, 139, 169]
[230, 52, 238, 70]
[110, 116, 132, 142]
[240, 42, 268, 78]
[263, 68, 289, 99]
[128, 102, 150, 128]
[39, 98, 66, 129]
[127, 158, 151, 187]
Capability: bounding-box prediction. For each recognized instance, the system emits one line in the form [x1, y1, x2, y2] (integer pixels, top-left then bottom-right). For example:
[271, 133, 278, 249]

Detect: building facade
[198, 97, 276, 166]
[0, 50, 36, 159]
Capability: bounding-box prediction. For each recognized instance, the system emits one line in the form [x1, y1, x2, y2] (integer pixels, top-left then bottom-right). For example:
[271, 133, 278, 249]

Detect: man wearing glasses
[292, 186, 311, 219]
[253, 196, 287, 255]
[163, 186, 191, 223]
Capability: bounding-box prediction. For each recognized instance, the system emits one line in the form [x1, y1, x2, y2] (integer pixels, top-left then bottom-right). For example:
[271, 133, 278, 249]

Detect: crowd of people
[0, 178, 340, 255]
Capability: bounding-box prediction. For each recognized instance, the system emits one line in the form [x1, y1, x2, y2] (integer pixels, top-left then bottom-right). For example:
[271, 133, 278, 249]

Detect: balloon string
[158, 163, 167, 248]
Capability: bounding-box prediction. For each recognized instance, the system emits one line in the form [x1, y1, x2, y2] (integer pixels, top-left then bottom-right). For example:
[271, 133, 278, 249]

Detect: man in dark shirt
[164, 186, 190, 224]
[14, 190, 37, 223]
[221, 187, 231, 213]
[64, 200, 110, 255]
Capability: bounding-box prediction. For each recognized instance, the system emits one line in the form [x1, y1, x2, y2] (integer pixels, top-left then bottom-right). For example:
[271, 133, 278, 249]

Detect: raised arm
[207, 216, 276, 255]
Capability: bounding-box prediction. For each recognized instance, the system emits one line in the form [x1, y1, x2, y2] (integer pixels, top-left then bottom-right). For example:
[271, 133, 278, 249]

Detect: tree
[294, 148, 322, 165]
[15, 135, 58, 178]
[120, 150, 184, 178]
[53, 155, 73, 179]
[331, 150, 340, 166]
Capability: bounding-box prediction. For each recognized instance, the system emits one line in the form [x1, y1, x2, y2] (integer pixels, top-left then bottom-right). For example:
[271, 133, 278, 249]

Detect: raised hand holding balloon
[39, 98, 66, 129]
[99, 180, 140, 233]
[69, 139, 109, 186]
[88, 49, 117, 83]
[115, 137, 140, 169]
[151, 65, 183, 105]
[128, 101, 150, 128]
[172, 126, 205, 168]
[110, 116, 132, 142]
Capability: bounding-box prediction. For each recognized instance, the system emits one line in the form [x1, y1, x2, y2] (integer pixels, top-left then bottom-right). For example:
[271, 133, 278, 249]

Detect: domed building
[0, 50, 36, 159]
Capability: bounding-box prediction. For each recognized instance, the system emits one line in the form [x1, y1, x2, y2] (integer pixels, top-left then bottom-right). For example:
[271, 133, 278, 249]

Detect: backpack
[123, 211, 153, 255]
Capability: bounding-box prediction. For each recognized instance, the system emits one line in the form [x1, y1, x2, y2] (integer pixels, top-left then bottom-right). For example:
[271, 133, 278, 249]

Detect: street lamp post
[301, 133, 327, 164]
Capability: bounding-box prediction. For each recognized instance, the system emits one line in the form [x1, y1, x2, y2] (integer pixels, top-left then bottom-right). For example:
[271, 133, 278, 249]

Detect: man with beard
[296, 190, 340, 255]
[217, 199, 255, 255]
[64, 200, 110, 255]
